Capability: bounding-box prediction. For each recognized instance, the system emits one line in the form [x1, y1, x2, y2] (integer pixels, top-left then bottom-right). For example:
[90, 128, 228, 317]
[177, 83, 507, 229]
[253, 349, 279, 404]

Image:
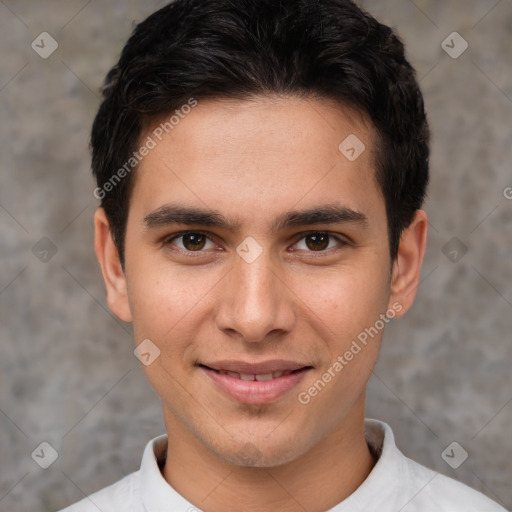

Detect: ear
[388, 209, 428, 317]
[94, 207, 133, 323]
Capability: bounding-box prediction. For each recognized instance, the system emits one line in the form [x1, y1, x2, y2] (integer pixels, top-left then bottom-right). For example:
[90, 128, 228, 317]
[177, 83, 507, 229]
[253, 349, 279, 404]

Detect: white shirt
[58, 419, 507, 512]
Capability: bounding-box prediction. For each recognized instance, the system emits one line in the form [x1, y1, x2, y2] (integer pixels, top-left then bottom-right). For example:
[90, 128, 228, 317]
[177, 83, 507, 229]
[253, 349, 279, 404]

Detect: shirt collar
[327, 419, 403, 511]
[140, 434, 199, 511]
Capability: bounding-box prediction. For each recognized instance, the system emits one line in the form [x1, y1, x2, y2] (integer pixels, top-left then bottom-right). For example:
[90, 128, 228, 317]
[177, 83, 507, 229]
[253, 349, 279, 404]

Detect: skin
[94, 95, 428, 512]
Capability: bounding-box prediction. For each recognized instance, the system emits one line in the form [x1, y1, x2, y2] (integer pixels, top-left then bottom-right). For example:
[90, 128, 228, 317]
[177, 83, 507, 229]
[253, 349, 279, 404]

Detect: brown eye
[182, 233, 207, 251]
[304, 233, 330, 251]
[292, 232, 346, 253]
[166, 232, 215, 252]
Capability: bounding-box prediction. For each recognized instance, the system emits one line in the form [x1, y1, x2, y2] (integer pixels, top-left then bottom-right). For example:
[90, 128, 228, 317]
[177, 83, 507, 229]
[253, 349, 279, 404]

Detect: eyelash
[163, 230, 349, 257]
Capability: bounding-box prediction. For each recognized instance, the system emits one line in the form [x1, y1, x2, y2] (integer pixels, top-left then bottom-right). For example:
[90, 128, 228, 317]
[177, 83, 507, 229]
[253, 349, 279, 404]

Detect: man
[60, 0, 506, 510]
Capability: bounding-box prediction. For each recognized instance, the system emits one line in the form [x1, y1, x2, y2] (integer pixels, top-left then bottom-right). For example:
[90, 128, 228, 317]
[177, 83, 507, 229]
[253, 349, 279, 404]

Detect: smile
[214, 369, 297, 381]
[199, 363, 312, 405]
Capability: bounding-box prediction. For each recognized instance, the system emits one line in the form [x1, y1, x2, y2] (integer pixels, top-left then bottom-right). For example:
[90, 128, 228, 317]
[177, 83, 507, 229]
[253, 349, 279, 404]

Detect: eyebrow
[142, 202, 368, 233]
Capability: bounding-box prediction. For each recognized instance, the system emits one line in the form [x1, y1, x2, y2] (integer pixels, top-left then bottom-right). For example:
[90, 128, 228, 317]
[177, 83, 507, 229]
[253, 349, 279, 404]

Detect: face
[95, 95, 426, 468]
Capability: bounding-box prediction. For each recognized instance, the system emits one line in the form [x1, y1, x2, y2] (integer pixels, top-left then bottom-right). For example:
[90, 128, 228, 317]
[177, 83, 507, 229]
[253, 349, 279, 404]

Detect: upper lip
[200, 359, 311, 374]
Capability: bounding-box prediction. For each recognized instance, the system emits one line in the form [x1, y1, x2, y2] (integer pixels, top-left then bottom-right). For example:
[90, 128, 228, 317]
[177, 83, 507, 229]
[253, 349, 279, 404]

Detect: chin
[209, 429, 312, 468]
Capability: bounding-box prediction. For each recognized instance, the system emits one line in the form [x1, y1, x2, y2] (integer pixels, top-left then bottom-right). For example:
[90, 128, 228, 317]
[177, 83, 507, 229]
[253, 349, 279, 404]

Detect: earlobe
[94, 208, 133, 323]
[388, 209, 428, 318]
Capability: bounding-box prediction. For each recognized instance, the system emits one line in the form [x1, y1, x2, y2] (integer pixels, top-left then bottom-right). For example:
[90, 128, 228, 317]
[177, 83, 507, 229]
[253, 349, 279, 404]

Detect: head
[93, 0, 429, 468]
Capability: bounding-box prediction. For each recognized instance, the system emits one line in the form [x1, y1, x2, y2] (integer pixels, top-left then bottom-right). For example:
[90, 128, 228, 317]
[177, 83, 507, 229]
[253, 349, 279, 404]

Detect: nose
[214, 250, 295, 344]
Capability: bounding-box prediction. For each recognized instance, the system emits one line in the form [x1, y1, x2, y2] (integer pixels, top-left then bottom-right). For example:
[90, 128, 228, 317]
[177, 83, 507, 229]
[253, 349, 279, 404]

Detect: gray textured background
[1, 1, 511, 511]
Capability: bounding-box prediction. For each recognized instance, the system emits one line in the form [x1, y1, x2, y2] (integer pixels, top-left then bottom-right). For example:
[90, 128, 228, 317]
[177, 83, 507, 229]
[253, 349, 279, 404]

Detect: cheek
[128, 259, 217, 337]
[291, 263, 390, 344]
[127, 261, 227, 394]
[294, 268, 387, 414]
[127, 264, 210, 408]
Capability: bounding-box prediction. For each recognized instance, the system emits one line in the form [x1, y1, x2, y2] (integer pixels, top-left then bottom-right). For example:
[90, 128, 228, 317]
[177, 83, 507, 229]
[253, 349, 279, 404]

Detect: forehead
[131, 95, 384, 227]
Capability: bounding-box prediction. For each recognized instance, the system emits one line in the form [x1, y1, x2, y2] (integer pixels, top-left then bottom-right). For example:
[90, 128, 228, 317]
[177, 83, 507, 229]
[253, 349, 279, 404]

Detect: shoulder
[362, 420, 507, 512]
[399, 451, 507, 512]
[56, 470, 142, 512]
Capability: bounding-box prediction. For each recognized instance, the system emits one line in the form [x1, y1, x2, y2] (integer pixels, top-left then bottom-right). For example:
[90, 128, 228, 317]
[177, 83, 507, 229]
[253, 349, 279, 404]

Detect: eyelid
[165, 229, 213, 242]
[164, 230, 219, 249]
[289, 230, 349, 252]
[164, 229, 349, 254]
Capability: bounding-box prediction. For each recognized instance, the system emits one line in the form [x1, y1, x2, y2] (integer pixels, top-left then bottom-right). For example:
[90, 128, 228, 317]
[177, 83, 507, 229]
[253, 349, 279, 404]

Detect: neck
[162, 397, 375, 512]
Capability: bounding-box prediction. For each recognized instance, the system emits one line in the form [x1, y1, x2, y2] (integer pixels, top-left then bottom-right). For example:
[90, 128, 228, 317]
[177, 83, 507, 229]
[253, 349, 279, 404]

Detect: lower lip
[200, 366, 311, 405]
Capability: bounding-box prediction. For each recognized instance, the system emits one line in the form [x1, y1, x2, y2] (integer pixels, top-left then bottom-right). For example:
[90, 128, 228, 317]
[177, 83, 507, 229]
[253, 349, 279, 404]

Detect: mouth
[198, 361, 313, 404]
[200, 365, 307, 381]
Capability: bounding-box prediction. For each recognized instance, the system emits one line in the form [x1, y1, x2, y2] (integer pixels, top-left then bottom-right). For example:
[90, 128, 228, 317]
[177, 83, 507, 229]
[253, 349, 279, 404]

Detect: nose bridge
[237, 252, 276, 306]
[216, 246, 293, 342]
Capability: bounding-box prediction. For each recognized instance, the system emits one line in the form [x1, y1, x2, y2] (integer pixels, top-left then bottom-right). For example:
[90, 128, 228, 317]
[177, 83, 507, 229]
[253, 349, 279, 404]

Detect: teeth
[255, 373, 273, 381]
[217, 369, 296, 380]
